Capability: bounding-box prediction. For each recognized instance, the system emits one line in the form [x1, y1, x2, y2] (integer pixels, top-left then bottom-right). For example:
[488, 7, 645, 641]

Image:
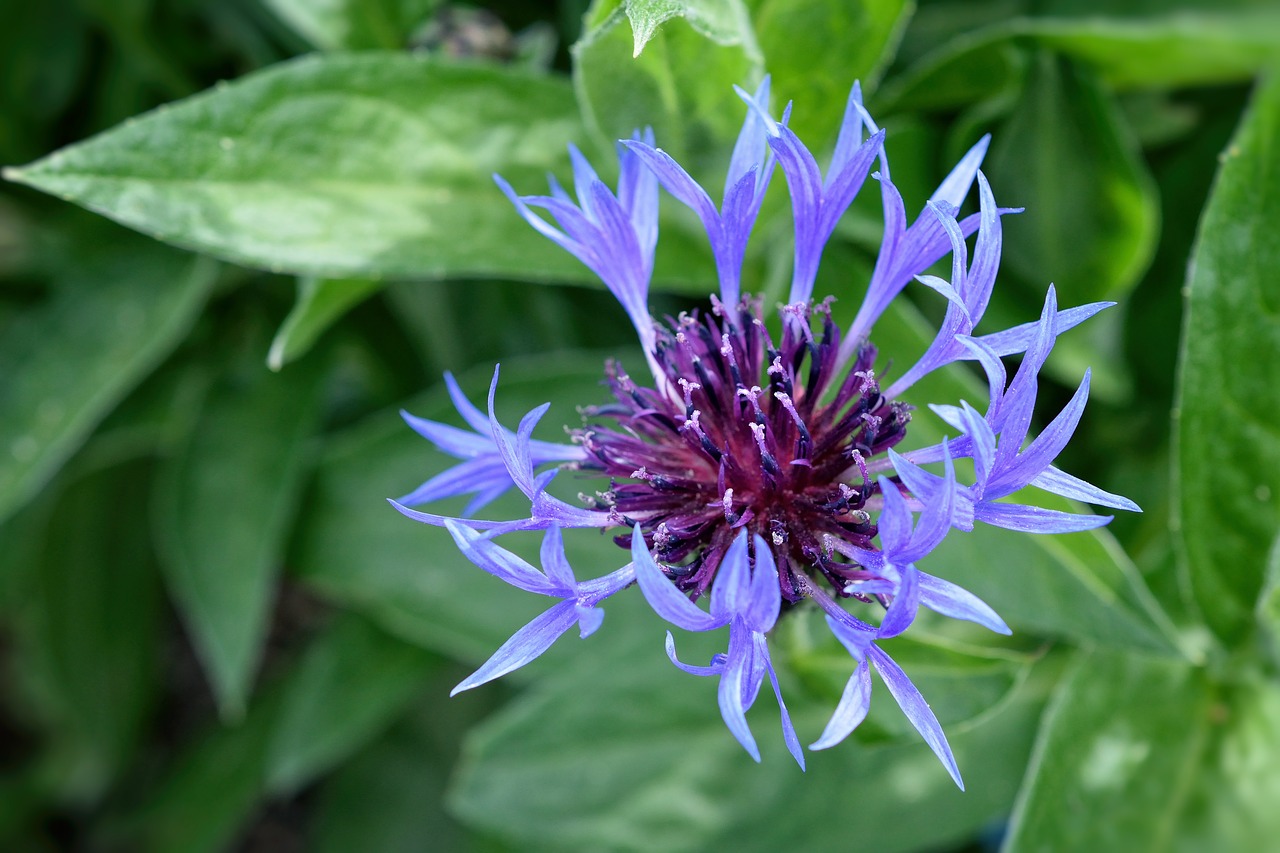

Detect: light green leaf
[749, 0, 912, 145]
[154, 334, 328, 719]
[1005, 649, 1212, 851]
[574, 0, 762, 182]
[623, 0, 757, 56]
[1174, 678, 1280, 852]
[882, 9, 1280, 112]
[1173, 74, 1280, 646]
[263, 0, 439, 50]
[985, 51, 1159, 303]
[0, 227, 213, 524]
[4, 55, 590, 282]
[268, 276, 381, 370]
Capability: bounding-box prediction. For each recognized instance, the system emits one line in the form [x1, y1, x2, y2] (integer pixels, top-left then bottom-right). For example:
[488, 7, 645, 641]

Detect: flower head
[392, 78, 1138, 786]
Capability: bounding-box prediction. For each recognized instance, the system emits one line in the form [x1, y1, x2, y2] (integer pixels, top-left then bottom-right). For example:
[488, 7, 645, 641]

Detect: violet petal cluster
[390, 77, 1137, 786]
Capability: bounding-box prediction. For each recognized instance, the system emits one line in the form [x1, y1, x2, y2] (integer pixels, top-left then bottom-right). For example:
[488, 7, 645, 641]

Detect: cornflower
[390, 77, 1136, 787]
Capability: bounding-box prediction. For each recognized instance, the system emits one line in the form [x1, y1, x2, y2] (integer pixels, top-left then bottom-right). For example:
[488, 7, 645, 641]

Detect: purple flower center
[576, 296, 911, 602]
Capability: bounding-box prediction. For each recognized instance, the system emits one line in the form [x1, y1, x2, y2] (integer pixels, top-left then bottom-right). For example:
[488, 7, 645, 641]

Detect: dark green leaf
[311, 687, 491, 853]
[985, 51, 1159, 303]
[749, 0, 912, 145]
[1173, 74, 1280, 646]
[115, 613, 435, 853]
[264, 613, 438, 794]
[7, 460, 163, 801]
[4, 55, 591, 282]
[268, 276, 381, 370]
[1005, 649, 1212, 850]
[0, 229, 213, 524]
[573, 1, 762, 182]
[154, 336, 328, 718]
[263, 0, 439, 50]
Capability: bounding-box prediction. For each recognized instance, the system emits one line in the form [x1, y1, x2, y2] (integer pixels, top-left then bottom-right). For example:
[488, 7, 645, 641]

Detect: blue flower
[392, 78, 1138, 785]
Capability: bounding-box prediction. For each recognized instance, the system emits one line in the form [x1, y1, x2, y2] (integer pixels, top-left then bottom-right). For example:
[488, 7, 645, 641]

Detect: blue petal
[931, 134, 990, 209]
[877, 564, 919, 639]
[450, 600, 580, 695]
[540, 524, 577, 589]
[758, 633, 805, 770]
[868, 644, 964, 790]
[744, 535, 782, 632]
[1030, 466, 1142, 512]
[917, 571, 1011, 634]
[445, 520, 561, 596]
[717, 626, 761, 762]
[975, 501, 1113, 534]
[986, 369, 1091, 499]
[632, 526, 723, 632]
[711, 530, 752, 622]
[810, 658, 872, 750]
[665, 631, 724, 676]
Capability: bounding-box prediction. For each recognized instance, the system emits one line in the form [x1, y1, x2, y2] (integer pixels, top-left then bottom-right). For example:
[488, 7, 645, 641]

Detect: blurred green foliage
[1, 0, 1278, 849]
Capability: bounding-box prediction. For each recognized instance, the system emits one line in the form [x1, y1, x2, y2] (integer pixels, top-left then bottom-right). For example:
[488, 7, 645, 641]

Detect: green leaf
[882, 9, 1280, 112]
[985, 51, 1159, 303]
[1173, 74, 1280, 646]
[450, 634, 1057, 853]
[0, 227, 213, 524]
[4, 54, 592, 282]
[115, 613, 436, 853]
[624, 0, 758, 56]
[264, 613, 439, 794]
[154, 333, 328, 719]
[268, 276, 381, 370]
[573, 1, 762, 182]
[1005, 649, 1213, 850]
[311, 688, 486, 853]
[748, 0, 912, 145]
[263, 0, 439, 50]
[7, 460, 163, 801]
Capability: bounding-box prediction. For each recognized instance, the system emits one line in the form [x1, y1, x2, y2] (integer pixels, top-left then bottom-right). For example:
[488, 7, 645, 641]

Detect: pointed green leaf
[154, 337, 327, 718]
[0, 228, 213, 523]
[986, 51, 1159, 303]
[268, 276, 381, 370]
[5, 55, 590, 282]
[1173, 74, 1280, 645]
[624, 0, 756, 56]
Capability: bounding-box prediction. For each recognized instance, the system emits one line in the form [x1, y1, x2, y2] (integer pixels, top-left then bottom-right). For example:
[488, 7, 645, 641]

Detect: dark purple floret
[576, 297, 911, 603]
